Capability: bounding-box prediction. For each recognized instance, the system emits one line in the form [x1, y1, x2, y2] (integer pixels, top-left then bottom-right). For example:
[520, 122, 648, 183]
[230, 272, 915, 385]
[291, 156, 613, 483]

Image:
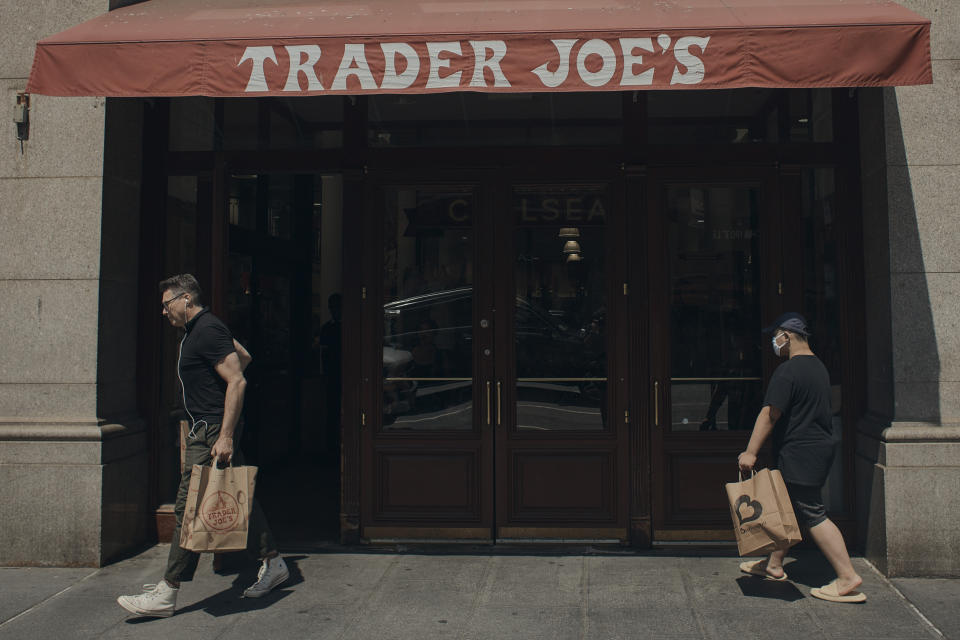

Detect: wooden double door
[359, 165, 816, 543]
[360, 171, 630, 541]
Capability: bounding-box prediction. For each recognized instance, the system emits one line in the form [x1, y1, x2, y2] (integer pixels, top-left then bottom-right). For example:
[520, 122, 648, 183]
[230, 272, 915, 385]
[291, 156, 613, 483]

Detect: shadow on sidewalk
[123, 555, 307, 623]
[782, 555, 836, 589]
[735, 576, 805, 602]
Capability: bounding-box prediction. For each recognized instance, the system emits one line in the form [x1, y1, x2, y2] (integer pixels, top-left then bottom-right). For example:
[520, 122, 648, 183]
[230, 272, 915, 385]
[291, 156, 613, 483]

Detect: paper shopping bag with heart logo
[180, 461, 258, 552]
[725, 468, 802, 556]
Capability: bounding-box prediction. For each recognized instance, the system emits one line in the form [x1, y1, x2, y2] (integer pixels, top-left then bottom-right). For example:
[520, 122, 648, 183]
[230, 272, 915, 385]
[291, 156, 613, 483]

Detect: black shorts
[785, 482, 828, 528]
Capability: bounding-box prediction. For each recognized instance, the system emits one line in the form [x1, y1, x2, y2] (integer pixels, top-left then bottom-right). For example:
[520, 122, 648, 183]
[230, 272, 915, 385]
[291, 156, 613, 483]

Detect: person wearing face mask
[736, 312, 865, 604]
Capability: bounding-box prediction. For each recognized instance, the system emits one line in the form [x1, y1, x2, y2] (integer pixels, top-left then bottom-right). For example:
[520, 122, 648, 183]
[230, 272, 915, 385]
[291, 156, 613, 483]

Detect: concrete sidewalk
[0, 545, 955, 640]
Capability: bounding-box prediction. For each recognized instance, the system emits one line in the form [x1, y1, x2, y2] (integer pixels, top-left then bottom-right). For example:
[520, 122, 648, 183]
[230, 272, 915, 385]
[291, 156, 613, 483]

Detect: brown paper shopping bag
[725, 468, 802, 556]
[180, 461, 258, 552]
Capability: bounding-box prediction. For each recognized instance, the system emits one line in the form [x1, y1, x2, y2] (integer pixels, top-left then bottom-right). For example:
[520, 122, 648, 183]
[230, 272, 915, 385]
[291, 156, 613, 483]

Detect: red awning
[27, 0, 932, 97]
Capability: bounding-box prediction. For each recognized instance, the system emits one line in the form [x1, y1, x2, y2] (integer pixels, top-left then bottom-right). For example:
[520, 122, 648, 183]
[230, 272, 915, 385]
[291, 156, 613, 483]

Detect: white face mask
[772, 332, 788, 357]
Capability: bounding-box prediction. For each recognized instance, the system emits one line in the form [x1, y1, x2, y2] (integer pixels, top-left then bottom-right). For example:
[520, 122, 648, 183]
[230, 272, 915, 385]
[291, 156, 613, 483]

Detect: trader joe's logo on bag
[734, 494, 763, 526]
[200, 490, 243, 531]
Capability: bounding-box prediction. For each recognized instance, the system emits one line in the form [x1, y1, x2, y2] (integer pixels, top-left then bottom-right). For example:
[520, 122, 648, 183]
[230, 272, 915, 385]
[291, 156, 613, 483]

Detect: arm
[210, 352, 247, 464]
[737, 405, 782, 472]
[233, 339, 252, 372]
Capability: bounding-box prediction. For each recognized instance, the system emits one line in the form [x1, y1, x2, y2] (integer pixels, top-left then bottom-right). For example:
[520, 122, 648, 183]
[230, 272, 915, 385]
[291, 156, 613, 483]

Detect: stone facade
[857, 0, 960, 576]
[0, 1, 148, 566]
[0, 0, 956, 574]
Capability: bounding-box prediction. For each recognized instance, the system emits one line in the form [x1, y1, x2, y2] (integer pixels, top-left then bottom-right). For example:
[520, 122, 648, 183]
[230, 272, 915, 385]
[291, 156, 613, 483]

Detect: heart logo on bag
[734, 494, 763, 525]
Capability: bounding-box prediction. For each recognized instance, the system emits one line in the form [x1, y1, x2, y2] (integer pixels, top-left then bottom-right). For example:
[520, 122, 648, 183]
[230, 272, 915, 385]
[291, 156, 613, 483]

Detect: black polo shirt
[179, 309, 236, 422]
[763, 355, 836, 487]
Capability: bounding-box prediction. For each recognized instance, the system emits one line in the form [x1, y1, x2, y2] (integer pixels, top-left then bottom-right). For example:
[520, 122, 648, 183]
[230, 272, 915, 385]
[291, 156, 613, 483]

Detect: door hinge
[361, 411, 366, 427]
[362, 286, 367, 300]
[623, 283, 628, 296]
[778, 281, 783, 295]
[624, 409, 629, 424]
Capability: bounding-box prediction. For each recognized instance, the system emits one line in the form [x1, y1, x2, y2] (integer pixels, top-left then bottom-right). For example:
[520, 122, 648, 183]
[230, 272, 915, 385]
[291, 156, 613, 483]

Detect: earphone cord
[178, 333, 207, 440]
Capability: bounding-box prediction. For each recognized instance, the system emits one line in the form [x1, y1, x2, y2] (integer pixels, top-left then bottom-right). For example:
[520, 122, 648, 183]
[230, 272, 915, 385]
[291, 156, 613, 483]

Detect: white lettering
[283, 45, 324, 92]
[619, 38, 655, 86]
[332, 44, 378, 91]
[381, 43, 420, 90]
[671, 36, 710, 85]
[532, 39, 577, 88]
[239, 46, 278, 93]
[588, 199, 606, 221]
[576, 39, 616, 87]
[448, 199, 469, 222]
[426, 42, 463, 89]
[469, 40, 510, 88]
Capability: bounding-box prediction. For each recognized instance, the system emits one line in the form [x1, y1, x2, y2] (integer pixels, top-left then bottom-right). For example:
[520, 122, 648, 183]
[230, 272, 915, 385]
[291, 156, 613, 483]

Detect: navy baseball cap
[762, 312, 810, 337]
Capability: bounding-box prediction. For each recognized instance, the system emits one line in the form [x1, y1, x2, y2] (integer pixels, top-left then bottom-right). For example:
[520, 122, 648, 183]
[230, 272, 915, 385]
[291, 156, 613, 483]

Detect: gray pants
[164, 421, 277, 584]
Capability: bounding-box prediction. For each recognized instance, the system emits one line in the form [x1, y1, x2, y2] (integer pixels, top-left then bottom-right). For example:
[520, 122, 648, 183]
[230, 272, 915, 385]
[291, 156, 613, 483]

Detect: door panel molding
[374, 449, 482, 521]
[509, 450, 617, 522]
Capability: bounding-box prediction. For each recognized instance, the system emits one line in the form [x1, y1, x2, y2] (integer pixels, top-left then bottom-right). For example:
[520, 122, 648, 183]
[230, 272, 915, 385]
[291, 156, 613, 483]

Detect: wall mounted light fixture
[13, 92, 29, 153]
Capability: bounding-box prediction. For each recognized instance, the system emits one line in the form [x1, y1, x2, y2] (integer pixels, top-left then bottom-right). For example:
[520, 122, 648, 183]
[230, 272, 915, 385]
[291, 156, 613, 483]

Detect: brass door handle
[654, 380, 659, 428]
[486, 381, 491, 426]
[496, 381, 502, 426]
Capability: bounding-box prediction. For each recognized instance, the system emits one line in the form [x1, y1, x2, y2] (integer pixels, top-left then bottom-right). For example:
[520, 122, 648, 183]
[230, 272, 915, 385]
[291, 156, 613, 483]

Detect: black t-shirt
[763, 355, 836, 486]
[179, 309, 236, 422]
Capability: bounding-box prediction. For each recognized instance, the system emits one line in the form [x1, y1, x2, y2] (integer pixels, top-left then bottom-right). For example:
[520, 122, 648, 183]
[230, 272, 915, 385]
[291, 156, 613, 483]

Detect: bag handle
[209, 456, 233, 470]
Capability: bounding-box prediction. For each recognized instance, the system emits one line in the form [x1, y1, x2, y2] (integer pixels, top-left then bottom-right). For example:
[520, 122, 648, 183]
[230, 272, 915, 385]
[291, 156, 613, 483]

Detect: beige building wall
[1, 0, 956, 574]
[859, 0, 960, 576]
[0, 1, 148, 566]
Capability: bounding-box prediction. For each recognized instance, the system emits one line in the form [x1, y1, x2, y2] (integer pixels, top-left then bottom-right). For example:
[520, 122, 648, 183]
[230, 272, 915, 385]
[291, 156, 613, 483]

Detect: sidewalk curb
[863, 558, 945, 640]
[0, 568, 99, 631]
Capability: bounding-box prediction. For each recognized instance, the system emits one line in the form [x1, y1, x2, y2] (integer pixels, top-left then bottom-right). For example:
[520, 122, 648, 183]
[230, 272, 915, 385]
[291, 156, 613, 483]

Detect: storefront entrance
[361, 172, 630, 541]
[144, 89, 858, 547]
[358, 162, 851, 544]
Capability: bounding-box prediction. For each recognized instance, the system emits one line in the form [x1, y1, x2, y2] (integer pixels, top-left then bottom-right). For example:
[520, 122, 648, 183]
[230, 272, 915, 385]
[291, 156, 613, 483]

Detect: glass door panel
[667, 185, 763, 432]
[650, 170, 777, 537]
[512, 186, 608, 432]
[496, 180, 626, 540]
[381, 187, 475, 431]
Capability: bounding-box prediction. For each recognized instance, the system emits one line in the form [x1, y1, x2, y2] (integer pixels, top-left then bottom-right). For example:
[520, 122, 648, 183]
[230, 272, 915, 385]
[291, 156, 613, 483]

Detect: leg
[164, 422, 218, 586]
[117, 422, 215, 617]
[740, 546, 791, 580]
[231, 446, 279, 560]
[808, 518, 862, 595]
[764, 547, 788, 578]
[230, 441, 288, 598]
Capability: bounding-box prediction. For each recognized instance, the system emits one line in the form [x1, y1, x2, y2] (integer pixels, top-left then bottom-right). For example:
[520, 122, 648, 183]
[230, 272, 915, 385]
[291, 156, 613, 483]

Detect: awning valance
[27, 0, 932, 97]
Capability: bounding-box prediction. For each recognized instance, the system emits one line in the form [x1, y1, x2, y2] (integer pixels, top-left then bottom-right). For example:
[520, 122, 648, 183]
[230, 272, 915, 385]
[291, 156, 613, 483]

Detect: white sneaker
[117, 581, 178, 618]
[243, 556, 289, 598]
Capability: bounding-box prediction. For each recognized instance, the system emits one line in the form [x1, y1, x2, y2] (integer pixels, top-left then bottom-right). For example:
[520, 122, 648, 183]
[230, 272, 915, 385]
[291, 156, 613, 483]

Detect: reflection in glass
[513, 186, 607, 431]
[801, 168, 844, 511]
[159, 176, 207, 504]
[227, 254, 254, 347]
[269, 97, 344, 149]
[229, 175, 258, 230]
[668, 185, 762, 431]
[648, 88, 833, 144]
[267, 175, 294, 239]
[382, 189, 474, 430]
[169, 97, 215, 152]
[368, 92, 621, 147]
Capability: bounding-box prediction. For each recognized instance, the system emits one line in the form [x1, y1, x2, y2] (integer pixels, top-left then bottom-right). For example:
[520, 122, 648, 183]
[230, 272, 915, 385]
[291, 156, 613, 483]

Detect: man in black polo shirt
[737, 312, 865, 604]
[117, 274, 287, 618]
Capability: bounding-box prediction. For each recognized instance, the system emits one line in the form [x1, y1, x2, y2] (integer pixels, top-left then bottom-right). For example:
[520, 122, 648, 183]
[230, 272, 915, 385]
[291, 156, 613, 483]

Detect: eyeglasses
[161, 292, 186, 311]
